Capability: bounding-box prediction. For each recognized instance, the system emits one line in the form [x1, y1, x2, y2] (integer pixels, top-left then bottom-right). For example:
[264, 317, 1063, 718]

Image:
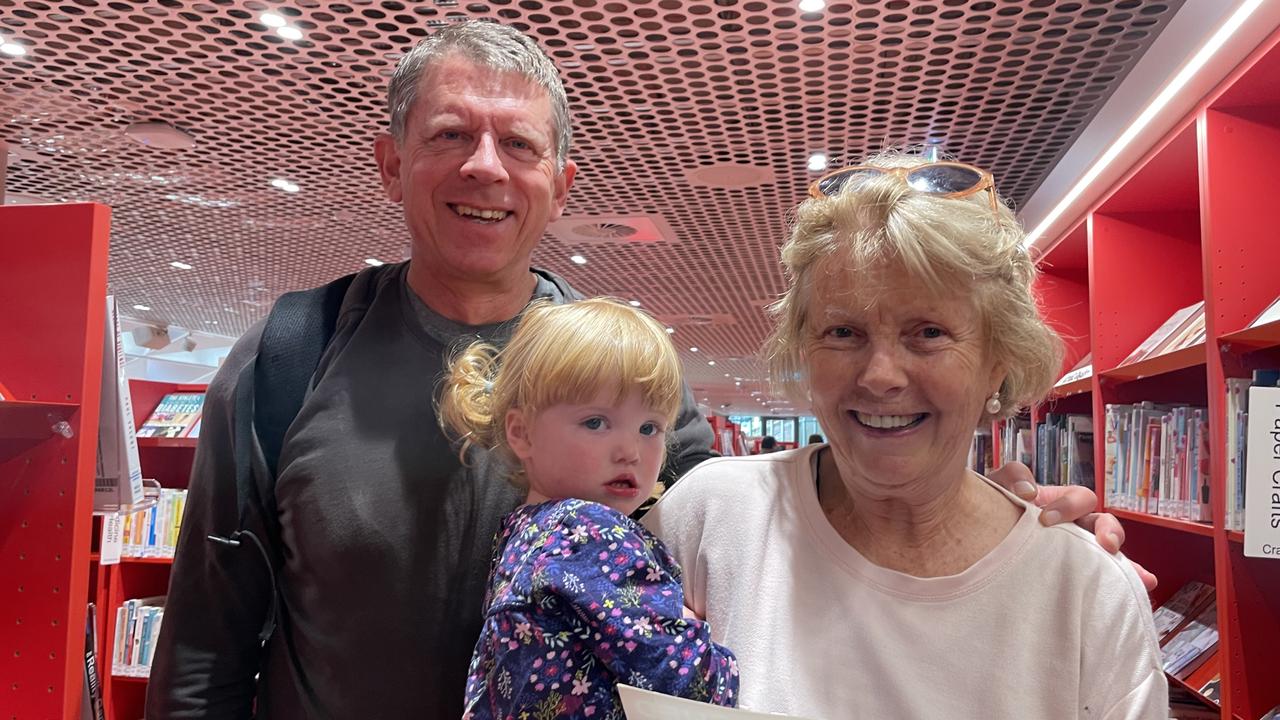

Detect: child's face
[506, 388, 668, 516]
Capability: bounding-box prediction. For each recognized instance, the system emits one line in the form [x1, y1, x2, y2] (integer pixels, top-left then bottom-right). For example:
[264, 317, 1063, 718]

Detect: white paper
[1244, 386, 1280, 559]
[100, 514, 123, 565]
[617, 684, 816, 720]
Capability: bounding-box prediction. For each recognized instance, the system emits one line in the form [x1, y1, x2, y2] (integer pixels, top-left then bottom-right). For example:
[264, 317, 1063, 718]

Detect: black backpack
[211, 272, 356, 645]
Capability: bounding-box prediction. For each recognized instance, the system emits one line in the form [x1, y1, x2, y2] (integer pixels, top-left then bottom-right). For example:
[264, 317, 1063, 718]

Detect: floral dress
[462, 499, 739, 720]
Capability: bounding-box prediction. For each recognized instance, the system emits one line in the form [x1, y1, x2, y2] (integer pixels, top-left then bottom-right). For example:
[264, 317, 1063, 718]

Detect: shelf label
[1244, 386, 1280, 559]
[101, 514, 123, 565]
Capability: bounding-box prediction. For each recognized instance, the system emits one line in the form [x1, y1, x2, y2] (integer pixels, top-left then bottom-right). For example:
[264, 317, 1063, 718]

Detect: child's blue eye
[639, 422, 660, 437]
[582, 417, 605, 430]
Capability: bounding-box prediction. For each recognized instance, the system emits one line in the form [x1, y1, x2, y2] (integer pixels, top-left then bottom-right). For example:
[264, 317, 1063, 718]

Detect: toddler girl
[440, 298, 739, 720]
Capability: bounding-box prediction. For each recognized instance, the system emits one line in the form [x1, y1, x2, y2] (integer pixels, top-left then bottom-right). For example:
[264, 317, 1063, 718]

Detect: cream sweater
[643, 444, 1167, 719]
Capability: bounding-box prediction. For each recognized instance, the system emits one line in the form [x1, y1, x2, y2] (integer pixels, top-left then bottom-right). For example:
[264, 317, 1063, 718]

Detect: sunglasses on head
[808, 161, 999, 212]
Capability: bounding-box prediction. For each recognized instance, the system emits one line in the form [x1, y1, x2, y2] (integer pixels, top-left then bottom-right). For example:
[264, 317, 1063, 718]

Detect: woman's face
[802, 259, 1004, 499]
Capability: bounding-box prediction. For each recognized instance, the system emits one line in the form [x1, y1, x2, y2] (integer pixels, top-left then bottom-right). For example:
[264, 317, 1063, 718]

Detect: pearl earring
[984, 392, 1002, 416]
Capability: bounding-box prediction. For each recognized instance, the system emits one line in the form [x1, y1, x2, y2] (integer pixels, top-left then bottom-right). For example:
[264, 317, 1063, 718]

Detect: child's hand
[682, 605, 701, 620]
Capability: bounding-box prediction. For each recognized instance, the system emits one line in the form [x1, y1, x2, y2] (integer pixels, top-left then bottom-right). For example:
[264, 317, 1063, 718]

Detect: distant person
[807, 433, 824, 445]
[440, 298, 738, 718]
[645, 152, 1167, 717]
[759, 435, 779, 453]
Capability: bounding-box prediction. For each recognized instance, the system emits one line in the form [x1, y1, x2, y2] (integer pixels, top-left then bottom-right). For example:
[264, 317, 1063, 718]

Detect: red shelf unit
[0, 203, 112, 718]
[1031, 27, 1280, 719]
[93, 378, 204, 720]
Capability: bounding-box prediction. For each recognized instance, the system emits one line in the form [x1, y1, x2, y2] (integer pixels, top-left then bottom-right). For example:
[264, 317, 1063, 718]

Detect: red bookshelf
[0, 203, 111, 719]
[1031, 26, 1280, 719]
[94, 378, 203, 720]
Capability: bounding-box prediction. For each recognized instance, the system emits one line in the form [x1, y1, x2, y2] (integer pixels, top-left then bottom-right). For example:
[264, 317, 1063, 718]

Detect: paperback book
[136, 392, 205, 439]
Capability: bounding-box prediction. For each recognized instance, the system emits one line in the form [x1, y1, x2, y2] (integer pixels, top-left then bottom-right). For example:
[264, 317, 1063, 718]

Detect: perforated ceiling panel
[0, 0, 1182, 413]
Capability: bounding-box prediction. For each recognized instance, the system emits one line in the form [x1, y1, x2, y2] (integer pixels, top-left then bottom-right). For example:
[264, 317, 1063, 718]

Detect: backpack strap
[211, 272, 356, 645]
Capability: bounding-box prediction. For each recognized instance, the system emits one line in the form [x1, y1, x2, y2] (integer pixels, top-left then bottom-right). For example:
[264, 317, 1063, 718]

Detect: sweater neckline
[795, 444, 1040, 601]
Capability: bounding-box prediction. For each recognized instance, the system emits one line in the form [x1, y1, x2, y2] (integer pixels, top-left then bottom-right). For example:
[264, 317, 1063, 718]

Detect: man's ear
[373, 133, 404, 203]
[506, 408, 533, 461]
[548, 158, 577, 220]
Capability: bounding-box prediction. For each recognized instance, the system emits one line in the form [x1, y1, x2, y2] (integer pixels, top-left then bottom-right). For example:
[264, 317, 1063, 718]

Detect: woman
[644, 154, 1167, 718]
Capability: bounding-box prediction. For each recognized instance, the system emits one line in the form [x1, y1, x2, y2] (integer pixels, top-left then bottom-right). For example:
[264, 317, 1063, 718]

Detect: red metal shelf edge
[1048, 377, 1092, 398]
[1100, 344, 1206, 383]
[1107, 508, 1215, 537]
[1226, 530, 1244, 544]
[1218, 317, 1280, 353]
[120, 555, 174, 565]
[136, 436, 199, 448]
[111, 674, 149, 683]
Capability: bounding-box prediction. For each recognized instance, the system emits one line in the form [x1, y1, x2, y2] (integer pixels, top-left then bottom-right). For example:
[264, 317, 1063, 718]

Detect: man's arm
[146, 323, 273, 719]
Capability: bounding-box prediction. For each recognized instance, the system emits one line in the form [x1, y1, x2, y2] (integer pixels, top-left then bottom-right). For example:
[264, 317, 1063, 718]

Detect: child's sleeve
[536, 503, 739, 707]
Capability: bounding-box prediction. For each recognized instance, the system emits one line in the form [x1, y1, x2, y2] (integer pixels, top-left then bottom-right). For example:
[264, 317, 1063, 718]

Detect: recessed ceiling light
[807, 152, 828, 172]
[799, 0, 825, 11]
[629, 299, 641, 307]
[277, 26, 303, 41]
[1, 42, 28, 57]
[260, 12, 287, 27]
[170, 261, 193, 270]
[708, 360, 716, 366]
[724, 373, 730, 377]
[689, 347, 699, 353]
[665, 327, 675, 334]
[570, 254, 587, 265]
[132, 304, 151, 311]
[126, 121, 196, 150]
[270, 178, 300, 193]
[365, 258, 385, 267]
[204, 320, 218, 325]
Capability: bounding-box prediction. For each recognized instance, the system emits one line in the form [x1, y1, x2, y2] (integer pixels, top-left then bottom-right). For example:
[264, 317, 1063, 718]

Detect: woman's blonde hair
[764, 150, 1063, 419]
[438, 297, 684, 484]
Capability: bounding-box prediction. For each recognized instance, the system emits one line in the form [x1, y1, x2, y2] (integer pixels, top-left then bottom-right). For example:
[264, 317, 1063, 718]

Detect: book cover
[1151, 581, 1214, 643]
[1250, 294, 1280, 328]
[136, 392, 205, 439]
[617, 684, 816, 720]
[1156, 302, 1207, 356]
[95, 297, 144, 510]
[1120, 302, 1203, 366]
[1244, 386, 1280, 558]
[81, 603, 105, 720]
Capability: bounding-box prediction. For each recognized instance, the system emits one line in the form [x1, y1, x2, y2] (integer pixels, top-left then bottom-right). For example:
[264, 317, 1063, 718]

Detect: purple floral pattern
[462, 499, 738, 719]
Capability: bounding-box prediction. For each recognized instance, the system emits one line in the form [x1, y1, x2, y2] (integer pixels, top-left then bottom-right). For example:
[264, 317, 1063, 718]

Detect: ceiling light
[724, 373, 730, 377]
[1, 42, 28, 57]
[260, 12, 287, 27]
[807, 152, 828, 172]
[277, 26, 303, 41]
[364, 258, 385, 267]
[799, 0, 825, 12]
[689, 347, 699, 353]
[629, 300, 641, 307]
[665, 327, 675, 334]
[1023, 0, 1265, 248]
[169, 261, 193, 270]
[125, 121, 196, 150]
[132, 304, 151, 311]
[270, 178, 300, 193]
[570, 254, 587, 265]
[708, 360, 716, 366]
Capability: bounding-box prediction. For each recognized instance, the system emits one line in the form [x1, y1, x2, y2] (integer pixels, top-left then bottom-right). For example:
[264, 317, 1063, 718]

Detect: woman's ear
[506, 408, 533, 461]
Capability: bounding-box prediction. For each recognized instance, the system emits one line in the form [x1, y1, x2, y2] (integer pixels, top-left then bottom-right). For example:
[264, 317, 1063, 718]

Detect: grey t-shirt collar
[400, 265, 567, 349]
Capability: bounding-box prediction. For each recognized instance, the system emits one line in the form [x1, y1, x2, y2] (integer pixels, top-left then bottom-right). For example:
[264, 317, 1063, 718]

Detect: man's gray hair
[386, 20, 572, 169]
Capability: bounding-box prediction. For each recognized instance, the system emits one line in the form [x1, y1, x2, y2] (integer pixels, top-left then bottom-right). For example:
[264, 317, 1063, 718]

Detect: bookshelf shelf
[136, 437, 199, 449]
[1166, 672, 1219, 710]
[1101, 344, 1205, 383]
[120, 556, 174, 565]
[0, 399, 80, 440]
[1107, 509, 1215, 538]
[1218, 318, 1280, 353]
[111, 675, 149, 684]
[1226, 531, 1244, 544]
[1048, 377, 1091, 398]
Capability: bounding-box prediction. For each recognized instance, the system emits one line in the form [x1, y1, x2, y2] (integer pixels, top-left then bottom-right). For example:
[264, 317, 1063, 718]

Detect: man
[147, 20, 1132, 719]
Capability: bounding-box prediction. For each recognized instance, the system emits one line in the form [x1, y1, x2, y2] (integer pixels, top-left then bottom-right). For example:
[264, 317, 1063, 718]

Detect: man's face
[375, 55, 576, 287]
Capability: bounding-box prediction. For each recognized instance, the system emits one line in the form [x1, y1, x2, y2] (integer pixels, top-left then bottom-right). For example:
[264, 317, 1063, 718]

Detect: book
[1151, 581, 1214, 644]
[95, 297, 145, 510]
[1197, 674, 1220, 705]
[1259, 705, 1280, 720]
[617, 683, 815, 720]
[1120, 302, 1203, 366]
[0, 379, 13, 400]
[1161, 598, 1219, 680]
[1244, 385, 1280, 559]
[136, 392, 205, 439]
[1250, 294, 1280, 328]
[1054, 352, 1092, 387]
[1158, 303, 1207, 355]
[81, 603, 105, 720]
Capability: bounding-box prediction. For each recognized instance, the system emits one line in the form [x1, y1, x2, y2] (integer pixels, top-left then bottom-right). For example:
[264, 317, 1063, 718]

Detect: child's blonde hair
[439, 298, 684, 485]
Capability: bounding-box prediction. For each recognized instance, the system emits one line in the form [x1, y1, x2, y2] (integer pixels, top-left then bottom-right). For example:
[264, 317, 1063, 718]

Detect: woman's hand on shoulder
[988, 462, 1158, 592]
